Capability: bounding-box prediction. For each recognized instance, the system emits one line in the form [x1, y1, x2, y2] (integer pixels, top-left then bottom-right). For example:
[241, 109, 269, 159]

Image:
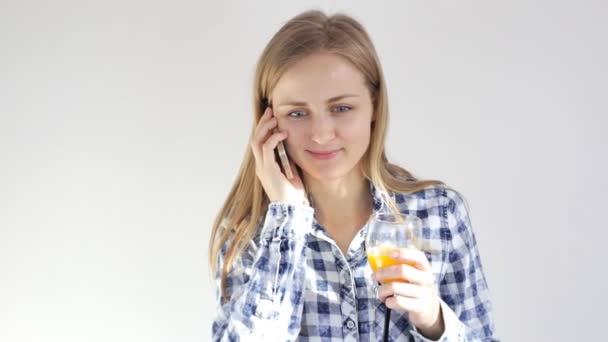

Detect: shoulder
[391, 183, 444, 213]
[392, 183, 467, 214]
[391, 183, 473, 246]
[215, 215, 262, 271]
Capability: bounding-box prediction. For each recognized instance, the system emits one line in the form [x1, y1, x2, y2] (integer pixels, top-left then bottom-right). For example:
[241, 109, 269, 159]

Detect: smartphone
[275, 133, 294, 180]
[264, 98, 294, 179]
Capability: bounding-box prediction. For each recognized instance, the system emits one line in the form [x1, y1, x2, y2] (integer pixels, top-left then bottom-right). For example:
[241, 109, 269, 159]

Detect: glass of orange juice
[366, 212, 423, 282]
[365, 212, 423, 341]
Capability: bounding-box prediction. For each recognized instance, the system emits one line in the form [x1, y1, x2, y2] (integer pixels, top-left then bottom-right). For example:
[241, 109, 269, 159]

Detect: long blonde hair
[209, 10, 443, 298]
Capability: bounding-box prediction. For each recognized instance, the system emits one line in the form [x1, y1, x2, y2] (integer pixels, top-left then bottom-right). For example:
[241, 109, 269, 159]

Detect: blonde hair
[209, 10, 443, 298]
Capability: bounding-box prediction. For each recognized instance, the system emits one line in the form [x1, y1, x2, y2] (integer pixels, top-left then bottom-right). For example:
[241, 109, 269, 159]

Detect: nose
[310, 114, 336, 145]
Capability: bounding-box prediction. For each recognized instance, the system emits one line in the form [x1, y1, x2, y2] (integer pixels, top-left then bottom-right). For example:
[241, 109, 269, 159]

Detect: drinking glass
[365, 212, 423, 341]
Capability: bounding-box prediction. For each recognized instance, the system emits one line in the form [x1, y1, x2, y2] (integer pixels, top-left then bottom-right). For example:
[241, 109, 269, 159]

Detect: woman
[209, 10, 498, 341]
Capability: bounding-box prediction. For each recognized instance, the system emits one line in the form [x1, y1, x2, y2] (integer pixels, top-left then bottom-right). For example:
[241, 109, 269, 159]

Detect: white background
[1, 0, 606, 341]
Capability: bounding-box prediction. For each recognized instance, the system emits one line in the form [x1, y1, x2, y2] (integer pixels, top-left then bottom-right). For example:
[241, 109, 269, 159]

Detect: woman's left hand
[372, 248, 445, 338]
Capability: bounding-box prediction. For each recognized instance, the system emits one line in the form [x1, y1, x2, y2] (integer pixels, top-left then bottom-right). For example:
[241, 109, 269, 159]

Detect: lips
[308, 148, 342, 160]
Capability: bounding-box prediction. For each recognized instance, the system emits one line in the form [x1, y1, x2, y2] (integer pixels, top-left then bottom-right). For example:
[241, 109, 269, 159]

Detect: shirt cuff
[409, 299, 466, 342]
[259, 202, 314, 242]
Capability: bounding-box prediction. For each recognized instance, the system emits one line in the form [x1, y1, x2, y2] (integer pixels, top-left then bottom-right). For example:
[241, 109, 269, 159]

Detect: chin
[297, 162, 356, 182]
[309, 171, 346, 181]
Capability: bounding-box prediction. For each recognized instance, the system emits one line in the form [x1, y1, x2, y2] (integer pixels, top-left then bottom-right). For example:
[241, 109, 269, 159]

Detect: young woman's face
[270, 52, 374, 182]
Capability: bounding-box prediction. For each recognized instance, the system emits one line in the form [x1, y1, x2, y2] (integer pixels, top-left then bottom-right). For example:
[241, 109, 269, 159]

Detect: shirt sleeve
[411, 188, 499, 342]
[211, 202, 314, 341]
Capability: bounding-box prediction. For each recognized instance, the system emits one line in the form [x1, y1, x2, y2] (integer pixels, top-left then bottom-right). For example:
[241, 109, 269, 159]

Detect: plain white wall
[1, 0, 606, 341]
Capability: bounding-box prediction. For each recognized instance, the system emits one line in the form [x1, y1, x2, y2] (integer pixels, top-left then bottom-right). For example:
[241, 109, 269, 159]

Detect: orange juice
[367, 246, 416, 283]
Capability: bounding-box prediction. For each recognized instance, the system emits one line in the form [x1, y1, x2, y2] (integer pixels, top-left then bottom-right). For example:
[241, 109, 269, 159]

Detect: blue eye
[334, 105, 352, 113]
[288, 111, 306, 118]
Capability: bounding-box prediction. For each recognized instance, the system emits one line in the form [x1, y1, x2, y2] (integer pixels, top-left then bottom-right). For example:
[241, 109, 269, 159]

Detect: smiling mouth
[307, 149, 342, 160]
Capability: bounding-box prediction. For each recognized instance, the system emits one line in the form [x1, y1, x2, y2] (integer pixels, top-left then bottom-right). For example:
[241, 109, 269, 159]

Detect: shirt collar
[369, 179, 394, 215]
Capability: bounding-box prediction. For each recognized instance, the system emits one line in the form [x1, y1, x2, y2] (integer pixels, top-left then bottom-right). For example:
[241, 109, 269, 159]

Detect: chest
[297, 234, 445, 340]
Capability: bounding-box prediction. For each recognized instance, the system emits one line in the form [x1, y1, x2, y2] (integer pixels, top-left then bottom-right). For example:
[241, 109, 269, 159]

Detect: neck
[303, 169, 373, 228]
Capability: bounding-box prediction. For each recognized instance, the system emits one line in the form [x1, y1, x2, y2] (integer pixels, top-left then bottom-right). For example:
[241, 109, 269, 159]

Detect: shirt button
[346, 319, 355, 329]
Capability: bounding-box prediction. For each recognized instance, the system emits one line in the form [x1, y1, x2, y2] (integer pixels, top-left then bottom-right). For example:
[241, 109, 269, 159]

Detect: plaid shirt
[212, 182, 498, 341]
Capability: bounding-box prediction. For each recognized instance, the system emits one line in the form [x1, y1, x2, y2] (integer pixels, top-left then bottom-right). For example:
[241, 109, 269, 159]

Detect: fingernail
[391, 250, 400, 258]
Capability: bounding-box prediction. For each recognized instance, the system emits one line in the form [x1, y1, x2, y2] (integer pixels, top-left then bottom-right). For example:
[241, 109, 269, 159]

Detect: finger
[252, 107, 275, 137]
[250, 141, 261, 169]
[251, 107, 270, 159]
[374, 264, 433, 286]
[250, 108, 277, 161]
[377, 282, 423, 302]
[258, 106, 272, 122]
[390, 248, 432, 272]
[385, 295, 423, 312]
[252, 116, 278, 146]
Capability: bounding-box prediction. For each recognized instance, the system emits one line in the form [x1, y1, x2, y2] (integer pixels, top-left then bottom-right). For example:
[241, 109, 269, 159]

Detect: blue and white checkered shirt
[212, 182, 498, 341]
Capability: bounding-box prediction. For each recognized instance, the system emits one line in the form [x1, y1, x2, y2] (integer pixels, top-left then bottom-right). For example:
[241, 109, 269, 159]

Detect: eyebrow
[274, 94, 360, 108]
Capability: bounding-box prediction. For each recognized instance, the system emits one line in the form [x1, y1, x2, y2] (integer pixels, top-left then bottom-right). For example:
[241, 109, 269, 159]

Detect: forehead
[271, 53, 368, 102]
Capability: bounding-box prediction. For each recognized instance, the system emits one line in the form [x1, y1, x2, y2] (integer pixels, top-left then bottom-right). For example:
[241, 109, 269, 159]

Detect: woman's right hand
[250, 107, 307, 206]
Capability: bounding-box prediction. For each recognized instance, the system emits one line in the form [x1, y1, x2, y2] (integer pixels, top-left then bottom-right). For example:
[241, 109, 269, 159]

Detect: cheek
[342, 119, 372, 142]
[283, 128, 306, 155]
[277, 119, 300, 135]
[280, 122, 306, 145]
[285, 136, 303, 152]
